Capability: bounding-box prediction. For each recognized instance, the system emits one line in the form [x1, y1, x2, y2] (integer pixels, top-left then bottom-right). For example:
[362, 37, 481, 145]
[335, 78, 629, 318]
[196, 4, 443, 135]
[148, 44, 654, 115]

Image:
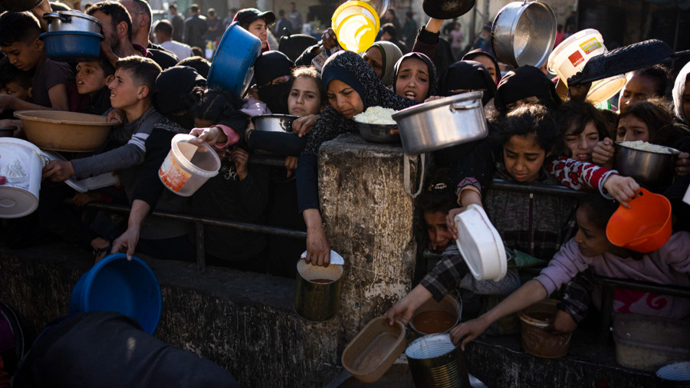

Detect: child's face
[395, 57, 430, 103]
[327, 79, 364, 119]
[616, 115, 649, 143]
[0, 81, 32, 101]
[76, 62, 108, 95]
[564, 121, 600, 163]
[424, 211, 453, 252]
[1, 39, 44, 71]
[573, 207, 613, 257]
[503, 135, 546, 182]
[108, 69, 142, 109]
[288, 77, 322, 117]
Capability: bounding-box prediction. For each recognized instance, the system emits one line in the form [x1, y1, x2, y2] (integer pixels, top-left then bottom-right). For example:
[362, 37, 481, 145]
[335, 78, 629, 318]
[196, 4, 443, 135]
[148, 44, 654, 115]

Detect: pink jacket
[535, 233, 690, 320]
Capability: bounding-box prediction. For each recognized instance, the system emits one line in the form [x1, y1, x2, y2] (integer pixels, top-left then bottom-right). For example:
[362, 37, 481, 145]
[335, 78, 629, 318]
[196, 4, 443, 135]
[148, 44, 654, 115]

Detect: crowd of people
[0, 0, 689, 383]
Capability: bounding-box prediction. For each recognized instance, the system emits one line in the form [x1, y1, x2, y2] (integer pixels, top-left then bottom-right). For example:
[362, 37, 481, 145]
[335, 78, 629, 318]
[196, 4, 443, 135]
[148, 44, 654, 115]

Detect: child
[69, 56, 115, 115]
[555, 101, 609, 163]
[0, 61, 33, 102]
[449, 194, 690, 349]
[0, 11, 73, 111]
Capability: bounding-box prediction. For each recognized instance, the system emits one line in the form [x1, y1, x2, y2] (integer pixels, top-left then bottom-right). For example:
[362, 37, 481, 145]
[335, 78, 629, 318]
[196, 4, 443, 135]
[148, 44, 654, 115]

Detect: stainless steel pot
[405, 334, 471, 388]
[392, 91, 488, 155]
[44, 11, 103, 34]
[491, 1, 556, 68]
[356, 122, 400, 143]
[614, 142, 679, 188]
[251, 114, 297, 133]
[294, 259, 344, 322]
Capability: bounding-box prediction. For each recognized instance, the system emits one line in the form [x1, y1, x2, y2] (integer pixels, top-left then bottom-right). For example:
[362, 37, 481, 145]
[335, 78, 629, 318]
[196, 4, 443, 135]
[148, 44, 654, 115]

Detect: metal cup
[294, 259, 343, 322]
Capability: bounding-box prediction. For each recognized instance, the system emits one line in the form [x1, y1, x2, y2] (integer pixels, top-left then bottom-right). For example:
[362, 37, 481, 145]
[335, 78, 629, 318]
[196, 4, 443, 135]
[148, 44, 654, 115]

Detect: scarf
[392, 52, 439, 99]
[463, 49, 501, 85]
[439, 60, 497, 105]
[673, 61, 690, 124]
[494, 66, 562, 116]
[368, 41, 403, 87]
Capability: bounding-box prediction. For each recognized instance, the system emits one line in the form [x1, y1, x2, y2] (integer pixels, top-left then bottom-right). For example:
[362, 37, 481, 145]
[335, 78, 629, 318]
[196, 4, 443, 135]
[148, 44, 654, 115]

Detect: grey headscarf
[673, 62, 690, 124]
[365, 41, 403, 87]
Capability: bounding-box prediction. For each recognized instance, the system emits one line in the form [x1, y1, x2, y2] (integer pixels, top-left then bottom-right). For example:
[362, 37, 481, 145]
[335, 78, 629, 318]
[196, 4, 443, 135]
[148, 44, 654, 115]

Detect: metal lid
[391, 91, 483, 120]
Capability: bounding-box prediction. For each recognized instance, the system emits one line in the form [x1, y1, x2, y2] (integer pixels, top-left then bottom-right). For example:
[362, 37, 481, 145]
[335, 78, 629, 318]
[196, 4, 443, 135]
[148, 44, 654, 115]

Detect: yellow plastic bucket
[332, 1, 379, 53]
[547, 29, 626, 105]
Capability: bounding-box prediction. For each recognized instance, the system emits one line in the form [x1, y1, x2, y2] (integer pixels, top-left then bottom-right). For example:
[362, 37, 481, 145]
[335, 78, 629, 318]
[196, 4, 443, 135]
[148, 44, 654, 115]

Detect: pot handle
[403, 153, 425, 198]
[450, 101, 481, 112]
[43, 12, 71, 22]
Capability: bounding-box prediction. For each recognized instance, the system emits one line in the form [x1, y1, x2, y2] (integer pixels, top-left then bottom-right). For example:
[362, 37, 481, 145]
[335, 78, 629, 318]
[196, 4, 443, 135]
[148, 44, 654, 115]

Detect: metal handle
[43, 12, 71, 22]
[449, 101, 481, 112]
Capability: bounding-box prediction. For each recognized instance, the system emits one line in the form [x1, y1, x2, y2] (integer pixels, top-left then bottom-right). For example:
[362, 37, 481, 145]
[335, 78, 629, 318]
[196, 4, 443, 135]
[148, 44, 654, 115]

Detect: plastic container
[207, 22, 262, 96]
[606, 188, 672, 253]
[332, 1, 380, 53]
[294, 258, 344, 321]
[613, 313, 690, 371]
[405, 333, 471, 388]
[69, 253, 162, 334]
[14, 110, 116, 152]
[0, 138, 48, 219]
[547, 29, 626, 105]
[410, 294, 462, 338]
[40, 31, 102, 62]
[158, 134, 221, 197]
[341, 316, 406, 383]
[518, 299, 572, 359]
[453, 204, 507, 282]
[657, 362, 690, 388]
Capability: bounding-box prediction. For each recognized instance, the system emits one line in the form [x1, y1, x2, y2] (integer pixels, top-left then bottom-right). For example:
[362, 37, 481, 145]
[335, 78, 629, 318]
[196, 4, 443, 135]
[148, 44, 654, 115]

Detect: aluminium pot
[43, 11, 103, 34]
[392, 91, 488, 155]
[614, 142, 679, 188]
[251, 114, 297, 133]
[491, 1, 556, 68]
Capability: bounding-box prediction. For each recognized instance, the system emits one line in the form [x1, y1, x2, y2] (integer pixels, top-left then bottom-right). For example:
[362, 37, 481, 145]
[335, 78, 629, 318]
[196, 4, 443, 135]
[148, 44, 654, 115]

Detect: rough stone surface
[318, 134, 419, 344]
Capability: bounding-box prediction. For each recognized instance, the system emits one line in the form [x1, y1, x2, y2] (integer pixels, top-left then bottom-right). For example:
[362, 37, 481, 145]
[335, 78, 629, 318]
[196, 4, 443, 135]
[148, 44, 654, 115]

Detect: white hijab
[673, 62, 690, 124]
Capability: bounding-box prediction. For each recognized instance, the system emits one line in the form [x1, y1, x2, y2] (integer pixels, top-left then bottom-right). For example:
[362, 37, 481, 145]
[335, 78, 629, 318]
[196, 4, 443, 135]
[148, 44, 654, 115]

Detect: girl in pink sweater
[449, 193, 690, 349]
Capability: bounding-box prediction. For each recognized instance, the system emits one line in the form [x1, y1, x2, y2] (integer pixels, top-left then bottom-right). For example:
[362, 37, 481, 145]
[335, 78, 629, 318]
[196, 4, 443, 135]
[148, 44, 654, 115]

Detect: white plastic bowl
[453, 204, 507, 282]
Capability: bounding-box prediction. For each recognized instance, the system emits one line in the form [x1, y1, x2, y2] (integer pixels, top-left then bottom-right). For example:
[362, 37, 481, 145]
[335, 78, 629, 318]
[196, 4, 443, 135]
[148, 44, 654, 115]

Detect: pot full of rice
[614, 141, 680, 188]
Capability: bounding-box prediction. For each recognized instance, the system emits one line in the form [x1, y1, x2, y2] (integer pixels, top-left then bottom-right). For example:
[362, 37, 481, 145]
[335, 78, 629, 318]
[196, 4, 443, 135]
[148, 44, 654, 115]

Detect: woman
[296, 51, 416, 266]
[673, 61, 690, 126]
[393, 52, 438, 102]
[362, 41, 403, 88]
[463, 49, 501, 84]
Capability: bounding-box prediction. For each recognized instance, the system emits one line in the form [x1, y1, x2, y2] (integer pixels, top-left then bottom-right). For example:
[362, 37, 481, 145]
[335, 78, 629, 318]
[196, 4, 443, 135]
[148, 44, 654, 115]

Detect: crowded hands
[602, 175, 640, 208]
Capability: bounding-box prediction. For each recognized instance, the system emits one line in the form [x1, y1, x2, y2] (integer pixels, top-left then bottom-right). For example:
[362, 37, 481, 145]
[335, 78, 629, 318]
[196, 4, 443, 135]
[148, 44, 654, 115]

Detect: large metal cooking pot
[392, 91, 488, 155]
[491, 1, 556, 68]
[43, 11, 103, 34]
[252, 114, 297, 133]
[614, 142, 679, 188]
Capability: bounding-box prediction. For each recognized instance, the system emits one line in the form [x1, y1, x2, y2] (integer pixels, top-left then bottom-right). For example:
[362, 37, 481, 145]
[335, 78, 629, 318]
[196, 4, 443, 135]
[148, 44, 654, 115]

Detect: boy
[69, 56, 115, 115]
[43, 56, 162, 186]
[0, 11, 73, 111]
[0, 61, 33, 102]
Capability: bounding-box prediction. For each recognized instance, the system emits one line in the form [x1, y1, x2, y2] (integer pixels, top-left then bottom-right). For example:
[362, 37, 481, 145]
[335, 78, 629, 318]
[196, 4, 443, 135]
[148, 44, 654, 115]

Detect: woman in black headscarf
[493, 66, 562, 116]
[297, 50, 417, 267]
[252, 50, 294, 114]
[438, 60, 496, 105]
[393, 52, 438, 102]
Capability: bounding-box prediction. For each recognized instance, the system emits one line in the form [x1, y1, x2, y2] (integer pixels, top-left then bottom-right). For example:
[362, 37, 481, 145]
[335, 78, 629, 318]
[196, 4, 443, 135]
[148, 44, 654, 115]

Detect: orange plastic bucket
[606, 188, 672, 253]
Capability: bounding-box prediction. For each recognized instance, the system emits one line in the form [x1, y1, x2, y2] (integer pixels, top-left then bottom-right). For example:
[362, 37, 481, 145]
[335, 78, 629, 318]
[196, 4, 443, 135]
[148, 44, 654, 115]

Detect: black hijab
[493, 66, 562, 116]
[254, 51, 294, 114]
[439, 60, 497, 105]
[393, 52, 439, 100]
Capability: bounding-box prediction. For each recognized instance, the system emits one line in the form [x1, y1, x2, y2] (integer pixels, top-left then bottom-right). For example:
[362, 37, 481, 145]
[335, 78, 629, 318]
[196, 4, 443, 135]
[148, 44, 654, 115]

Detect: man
[287, 1, 302, 33]
[381, 23, 408, 54]
[233, 8, 275, 52]
[184, 4, 206, 49]
[274, 9, 291, 38]
[203, 8, 222, 42]
[168, 3, 184, 42]
[119, 0, 178, 68]
[402, 11, 417, 50]
[154, 19, 191, 60]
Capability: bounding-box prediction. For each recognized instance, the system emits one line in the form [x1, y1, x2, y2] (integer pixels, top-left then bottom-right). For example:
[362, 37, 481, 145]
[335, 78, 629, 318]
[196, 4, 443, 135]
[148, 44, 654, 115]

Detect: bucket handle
[403, 153, 425, 198]
[43, 12, 71, 22]
[450, 101, 481, 112]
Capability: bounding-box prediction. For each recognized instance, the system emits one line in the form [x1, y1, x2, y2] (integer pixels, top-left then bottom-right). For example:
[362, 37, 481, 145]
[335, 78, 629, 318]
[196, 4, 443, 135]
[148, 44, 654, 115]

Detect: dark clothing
[148, 48, 179, 70]
[274, 17, 292, 39]
[184, 14, 207, 49]
[204, 17, 223, 42]
[171, 13, 185, 42]
[31, 57, 74, 108]
[391, 39, 409, 54]
[69, 85, 111, 115]
[402, 18, 418, 49]
[438, 60, 496, 104]
[494, 66, 563, 115]
[412, 26, 456, 78]
[247, 131, 306, 156]
[12, 312, 239, 388]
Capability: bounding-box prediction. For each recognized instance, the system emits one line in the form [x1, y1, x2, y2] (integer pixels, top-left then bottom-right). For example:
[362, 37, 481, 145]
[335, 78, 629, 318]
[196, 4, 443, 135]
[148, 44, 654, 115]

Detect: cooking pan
[423, 0, 476, 20]
[43, 11, 103, 34]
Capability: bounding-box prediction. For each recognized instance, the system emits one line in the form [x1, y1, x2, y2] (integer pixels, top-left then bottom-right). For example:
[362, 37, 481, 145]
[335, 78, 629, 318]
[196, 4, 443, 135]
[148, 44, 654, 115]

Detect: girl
[448, 105, 639, 261]
[296, 50, 416, 267]
[450, 194, 690, 349]
[362, 41, 403, 88]
[393, 52, 438, 102]
[463, 49, 501, 85]
[591, 99, 690, 177]
[555, 101, 609, 163]
[618, 65, 669, 113]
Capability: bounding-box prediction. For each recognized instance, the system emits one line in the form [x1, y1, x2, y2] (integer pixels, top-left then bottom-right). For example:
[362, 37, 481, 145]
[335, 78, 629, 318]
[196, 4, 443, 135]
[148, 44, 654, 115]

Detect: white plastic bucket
[158, 134, 220, 197]
[548, 29, 626, 105]
[0, 138, 48, 218]
[453, 204, 507, 282]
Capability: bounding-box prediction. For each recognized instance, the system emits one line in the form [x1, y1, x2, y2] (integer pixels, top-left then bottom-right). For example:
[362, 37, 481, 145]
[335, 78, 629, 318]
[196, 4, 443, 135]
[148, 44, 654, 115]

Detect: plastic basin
[341, 316, 406, 383]
[518, 299, 572, 358]
[40, 30, 102, 62]
[453, 204, 507, 282]
[606, 188, 672, 253]
[14, 110, 116, 152]
[207, 22, 262, 96]
[70, 253, 162, 334]
[410, 294, 462, 338]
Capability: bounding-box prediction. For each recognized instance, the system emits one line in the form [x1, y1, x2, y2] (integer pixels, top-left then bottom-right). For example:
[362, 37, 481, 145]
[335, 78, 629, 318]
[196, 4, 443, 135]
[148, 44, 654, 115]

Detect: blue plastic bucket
[40, 31, 102, 62]
[70, 253, 162, 334]
[207, 22, 262, 96]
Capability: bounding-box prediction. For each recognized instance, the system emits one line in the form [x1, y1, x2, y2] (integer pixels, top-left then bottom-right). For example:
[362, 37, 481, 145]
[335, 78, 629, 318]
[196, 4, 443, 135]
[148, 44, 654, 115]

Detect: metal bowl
[614, 142, 680, 188]
[252, 114, 297, 133]
[356, 122, 400, 143]
[44, 11, 103, 34]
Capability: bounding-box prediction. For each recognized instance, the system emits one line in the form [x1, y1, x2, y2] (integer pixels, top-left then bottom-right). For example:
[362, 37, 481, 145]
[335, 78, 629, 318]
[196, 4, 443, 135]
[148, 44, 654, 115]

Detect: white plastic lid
[43, 151, 88, 193]
[453, 204, 507, 282]
[0, 187, 38, 218]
